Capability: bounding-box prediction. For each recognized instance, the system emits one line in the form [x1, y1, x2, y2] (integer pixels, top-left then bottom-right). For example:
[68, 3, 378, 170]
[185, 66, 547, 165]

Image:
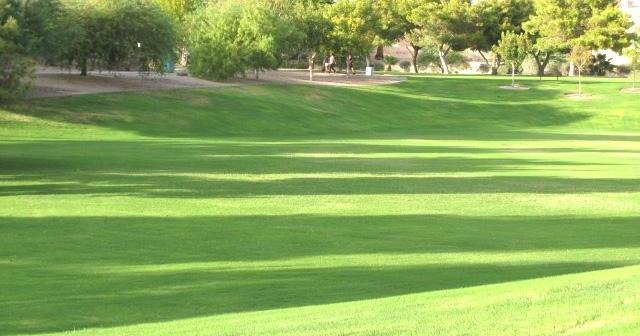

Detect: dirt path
[28, 68, 406, 98]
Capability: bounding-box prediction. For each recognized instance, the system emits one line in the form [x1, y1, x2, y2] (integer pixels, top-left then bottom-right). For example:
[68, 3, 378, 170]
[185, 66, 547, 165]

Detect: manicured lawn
[1, 75, 639, 335]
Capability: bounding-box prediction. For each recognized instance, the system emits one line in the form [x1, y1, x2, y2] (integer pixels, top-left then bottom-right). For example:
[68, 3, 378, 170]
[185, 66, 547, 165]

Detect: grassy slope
[0, 75, 639, 335]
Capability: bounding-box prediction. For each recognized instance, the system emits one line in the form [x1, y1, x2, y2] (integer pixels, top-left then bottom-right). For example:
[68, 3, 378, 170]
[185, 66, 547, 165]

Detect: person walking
[347, 53, 355, 75]
[329, 53, 337, 73]
[323, 56, 330, 73]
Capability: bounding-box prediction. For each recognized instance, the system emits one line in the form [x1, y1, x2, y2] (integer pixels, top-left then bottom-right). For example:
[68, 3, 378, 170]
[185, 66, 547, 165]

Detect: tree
[473, 0, 534, 75]
[373, 0, 433, 74]
[265, 0, 331, 81]
[63, 0, 177, 76]
[153, 0, 207, 64]
[0, 1, 33, 101]
[383, 55, 398, 71]
[417, 47, 468, 73]
[325, 0, 380, 67]
[410, 0, 481, 74]
[154, 0, 206, 24]
[623, 39, 640, 89]
[187, 0, 297, 80]
[495, 31, 531, 87]
[568, 44, 592, 96]
[238, 2, 298, 79]
[0, 0, 68, 101]
[524, 0, 632, 76]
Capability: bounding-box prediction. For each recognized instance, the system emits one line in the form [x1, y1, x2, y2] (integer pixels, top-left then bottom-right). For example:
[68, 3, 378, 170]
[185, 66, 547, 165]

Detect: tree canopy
[495, 31, 532, 86]
[524, 0, 632, 75]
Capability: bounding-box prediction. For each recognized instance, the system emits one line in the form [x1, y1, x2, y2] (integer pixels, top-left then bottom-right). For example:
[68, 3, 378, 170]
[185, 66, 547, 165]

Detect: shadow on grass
[2, 214, 640, 335]
[1, 138, 637, 197]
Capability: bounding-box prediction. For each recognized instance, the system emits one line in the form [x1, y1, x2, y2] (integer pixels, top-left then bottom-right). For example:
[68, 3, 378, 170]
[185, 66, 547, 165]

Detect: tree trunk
[255, 69, 259, 80]
[478, 51, 491, 73]
[309, 54, 315, 81]
[438, 47, 450, 75]
[569, 62, 575, 77]
[491, 53, 500, 75]
[512, 63, 516, 87]
[533, 51, 551, 78]
[634, 70, 636, 89]
[80, 58, 88, 76]
[410, 45, 420, 74]
[578, 67, 582, 96]
[374, 45, 384, 60]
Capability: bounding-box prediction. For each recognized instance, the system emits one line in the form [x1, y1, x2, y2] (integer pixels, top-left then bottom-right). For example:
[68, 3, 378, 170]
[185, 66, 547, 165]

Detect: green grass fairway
[1, 75, 639, 335]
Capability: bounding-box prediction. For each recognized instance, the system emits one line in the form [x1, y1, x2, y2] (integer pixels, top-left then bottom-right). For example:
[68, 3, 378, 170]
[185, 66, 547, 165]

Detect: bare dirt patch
[250, 70, 407, 87]
[499, 85, 530, 91]
[620, 87, 640, 94]
[28, 68, 406, 98]
[29, 69, 233, 98]
[564, 92, 593, 100]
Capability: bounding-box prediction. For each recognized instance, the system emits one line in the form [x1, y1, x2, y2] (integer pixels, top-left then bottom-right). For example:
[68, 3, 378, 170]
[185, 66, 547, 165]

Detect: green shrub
[372, 61, 385, 71]
[383, 55, 398, 71]
[399, 60, 411, 72]
[187, 0, 298, 80]
[417, 48, 468, 73]
[0, 54, 34, 102]
[62, 0, 177, 75]
[590, 53, 614, 76]
[478, 63, 491, 74]
[615, 64, 632, 76]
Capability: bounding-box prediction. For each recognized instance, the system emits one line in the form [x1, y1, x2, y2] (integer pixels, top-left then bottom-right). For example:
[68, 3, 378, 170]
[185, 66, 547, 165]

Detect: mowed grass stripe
[0, 75, 639, 335]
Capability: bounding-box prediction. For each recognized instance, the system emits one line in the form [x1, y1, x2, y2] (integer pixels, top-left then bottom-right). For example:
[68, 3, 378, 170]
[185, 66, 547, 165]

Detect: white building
[620, 0, 640, 27]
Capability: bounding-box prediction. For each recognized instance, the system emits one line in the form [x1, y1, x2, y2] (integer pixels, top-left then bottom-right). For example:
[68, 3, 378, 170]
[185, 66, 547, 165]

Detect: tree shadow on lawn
[1, 139, 637, 198]
[2, 173, 639, 198]
[2, 214, 640, 335]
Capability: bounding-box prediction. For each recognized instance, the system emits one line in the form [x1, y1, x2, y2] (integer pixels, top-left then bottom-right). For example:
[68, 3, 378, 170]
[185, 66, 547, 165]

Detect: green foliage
[187, 0, 299, 80]
[264, 0, 331, 62]
[383, 55, 398, 70]
[417, 47, 469, 72]
[525, 0, 632, 53]
[589, 53, 613, 76]
[495, 31, 531, 69]
[409, 0, 480, 73]
[154, 0, 206, 24]
[325, 0, 380, 58]
[473, 0, 534, 52]
[623, 39, 640, 87]
[0, 0, 34, 101]
[62, 0, 177, 75]
[495, 31, 531, 85]
[410, 0, 481, 52]
[399, 60, 412, 72]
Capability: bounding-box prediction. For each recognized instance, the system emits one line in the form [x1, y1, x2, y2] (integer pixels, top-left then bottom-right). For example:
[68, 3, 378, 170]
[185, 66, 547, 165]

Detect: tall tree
[524, 0, 632, 76]
[325, 0, 380, 67]
[377, 0, 426, 74]
[473, 0, 534, 75]
[187, 0, 298, 80]
[261, 0, 331, 81]
[410, 0, 480, 74]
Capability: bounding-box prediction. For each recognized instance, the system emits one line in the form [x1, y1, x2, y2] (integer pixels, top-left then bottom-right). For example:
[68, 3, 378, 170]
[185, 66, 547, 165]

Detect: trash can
[164, 59, 175, 73]
[365, 66, 374, 76]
